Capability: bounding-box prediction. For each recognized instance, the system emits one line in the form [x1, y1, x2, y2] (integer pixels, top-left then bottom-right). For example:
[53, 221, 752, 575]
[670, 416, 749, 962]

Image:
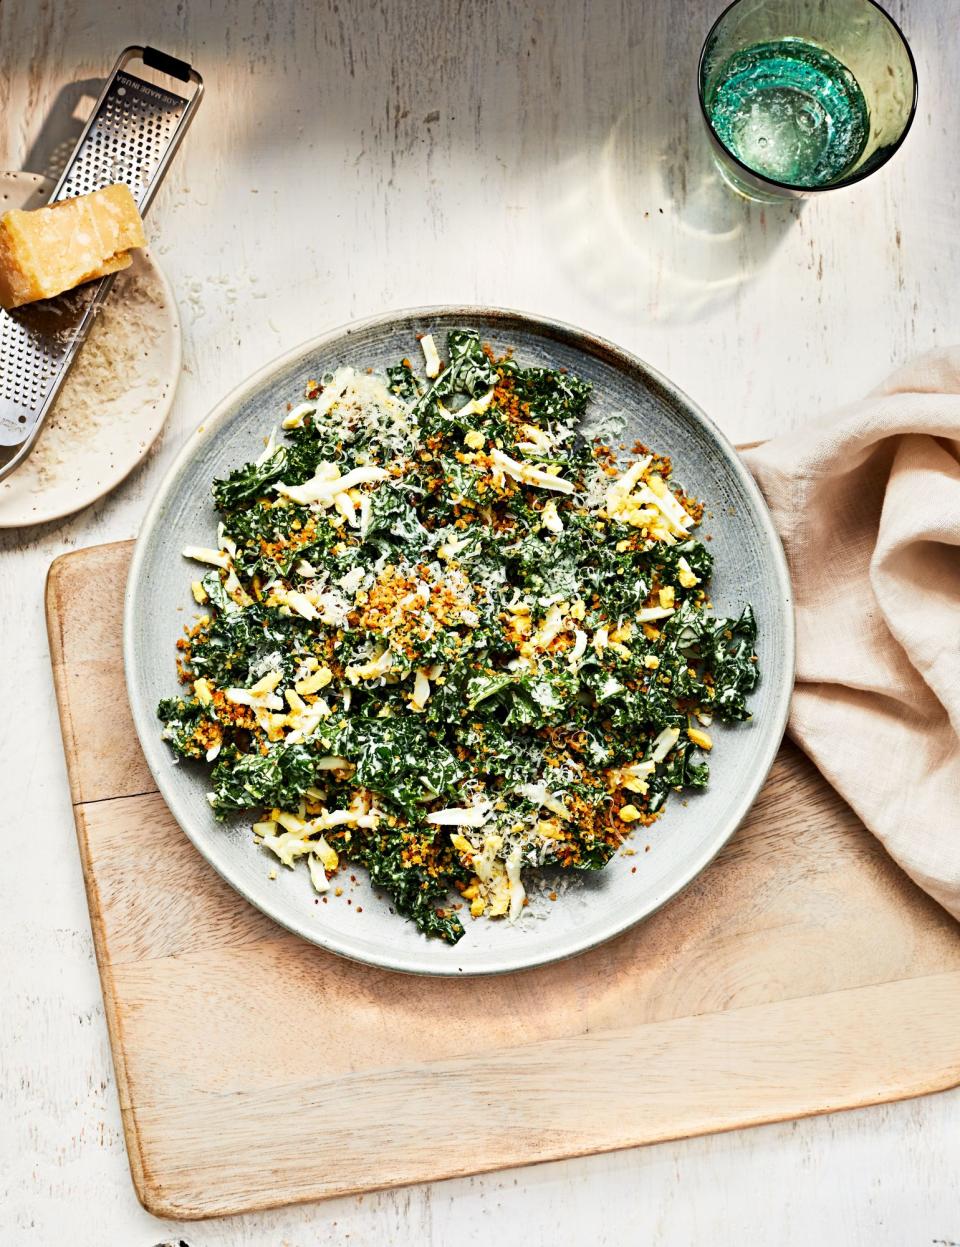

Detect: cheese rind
[0, 183, 146, 310]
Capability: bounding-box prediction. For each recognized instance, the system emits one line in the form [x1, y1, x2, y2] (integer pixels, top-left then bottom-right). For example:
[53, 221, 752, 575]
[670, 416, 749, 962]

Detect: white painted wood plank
[1, 0, 958, 1242]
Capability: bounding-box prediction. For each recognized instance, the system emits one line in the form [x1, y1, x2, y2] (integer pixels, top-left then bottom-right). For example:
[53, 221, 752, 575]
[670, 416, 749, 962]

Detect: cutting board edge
[46, 551, 83, 806]
[46, 541, 142, 805]
[46, 552, 154, 1206]
[129, 967, 960, 1220]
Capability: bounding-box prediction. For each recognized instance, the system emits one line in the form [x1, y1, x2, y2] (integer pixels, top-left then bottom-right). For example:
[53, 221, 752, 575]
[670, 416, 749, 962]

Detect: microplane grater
[0, 46, 203, 482]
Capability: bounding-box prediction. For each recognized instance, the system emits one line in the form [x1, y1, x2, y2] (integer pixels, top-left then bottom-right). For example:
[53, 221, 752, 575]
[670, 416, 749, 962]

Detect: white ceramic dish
[0, 172, 181, 528]
[125, 307, 794, 976]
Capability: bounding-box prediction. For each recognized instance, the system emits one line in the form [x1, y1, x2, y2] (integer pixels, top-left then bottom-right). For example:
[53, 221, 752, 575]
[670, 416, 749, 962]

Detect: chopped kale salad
[159, 330, 759, 943]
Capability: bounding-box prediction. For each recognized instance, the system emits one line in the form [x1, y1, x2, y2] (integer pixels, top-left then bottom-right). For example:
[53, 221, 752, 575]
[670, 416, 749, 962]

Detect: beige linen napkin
[743, 348, 960, 920]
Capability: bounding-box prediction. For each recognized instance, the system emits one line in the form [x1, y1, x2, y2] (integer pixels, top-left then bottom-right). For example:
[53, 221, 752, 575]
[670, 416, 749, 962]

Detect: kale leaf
[213, 447, 288, 511]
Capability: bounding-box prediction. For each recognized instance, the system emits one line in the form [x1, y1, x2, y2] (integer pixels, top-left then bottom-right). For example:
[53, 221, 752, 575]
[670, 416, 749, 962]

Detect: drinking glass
[698, 0, 918, 201]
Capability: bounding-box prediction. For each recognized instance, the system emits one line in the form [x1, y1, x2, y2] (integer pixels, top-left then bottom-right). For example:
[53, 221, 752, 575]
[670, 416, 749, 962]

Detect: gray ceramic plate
[124, 307, 794, 976]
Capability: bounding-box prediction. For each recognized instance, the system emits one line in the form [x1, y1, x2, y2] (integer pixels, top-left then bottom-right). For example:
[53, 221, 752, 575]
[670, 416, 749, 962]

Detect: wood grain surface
[45, 540, 960, 1220]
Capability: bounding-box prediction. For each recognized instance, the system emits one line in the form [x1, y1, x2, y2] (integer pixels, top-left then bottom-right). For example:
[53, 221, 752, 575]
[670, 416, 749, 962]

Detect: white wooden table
[2, 1, 958, 1242]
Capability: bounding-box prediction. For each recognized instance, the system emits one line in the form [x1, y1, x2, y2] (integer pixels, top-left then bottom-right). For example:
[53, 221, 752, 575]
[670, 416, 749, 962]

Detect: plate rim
[0, 170, 181, 529]
[124, 304, 795, 976]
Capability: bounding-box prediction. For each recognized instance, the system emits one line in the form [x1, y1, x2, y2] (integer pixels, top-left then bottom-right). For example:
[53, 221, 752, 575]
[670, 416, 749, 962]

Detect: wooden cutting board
[47, 540, 960, 1221]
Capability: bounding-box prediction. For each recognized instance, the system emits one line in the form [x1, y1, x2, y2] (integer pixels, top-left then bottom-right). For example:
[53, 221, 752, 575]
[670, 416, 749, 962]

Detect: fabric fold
[743, 348, 960, 920]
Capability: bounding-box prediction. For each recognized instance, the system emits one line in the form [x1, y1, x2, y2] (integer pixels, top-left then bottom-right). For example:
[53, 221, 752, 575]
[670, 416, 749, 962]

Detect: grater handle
[0, 47, 203, 482]
[142, 47, 195, 82]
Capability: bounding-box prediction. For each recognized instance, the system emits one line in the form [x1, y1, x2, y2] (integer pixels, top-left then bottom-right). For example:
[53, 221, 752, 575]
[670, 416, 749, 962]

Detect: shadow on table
[10, 0, 804, 329]
[545, 97, 803, 325]
[21, 79, 103, 182]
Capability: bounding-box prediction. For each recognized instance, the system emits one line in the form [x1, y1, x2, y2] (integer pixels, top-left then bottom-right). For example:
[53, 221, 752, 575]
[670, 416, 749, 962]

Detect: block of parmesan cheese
[0, 183, 146, 310]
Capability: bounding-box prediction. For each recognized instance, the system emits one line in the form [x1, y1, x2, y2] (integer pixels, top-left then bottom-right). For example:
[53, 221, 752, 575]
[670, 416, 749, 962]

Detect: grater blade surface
[0, 47, 202, 481]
